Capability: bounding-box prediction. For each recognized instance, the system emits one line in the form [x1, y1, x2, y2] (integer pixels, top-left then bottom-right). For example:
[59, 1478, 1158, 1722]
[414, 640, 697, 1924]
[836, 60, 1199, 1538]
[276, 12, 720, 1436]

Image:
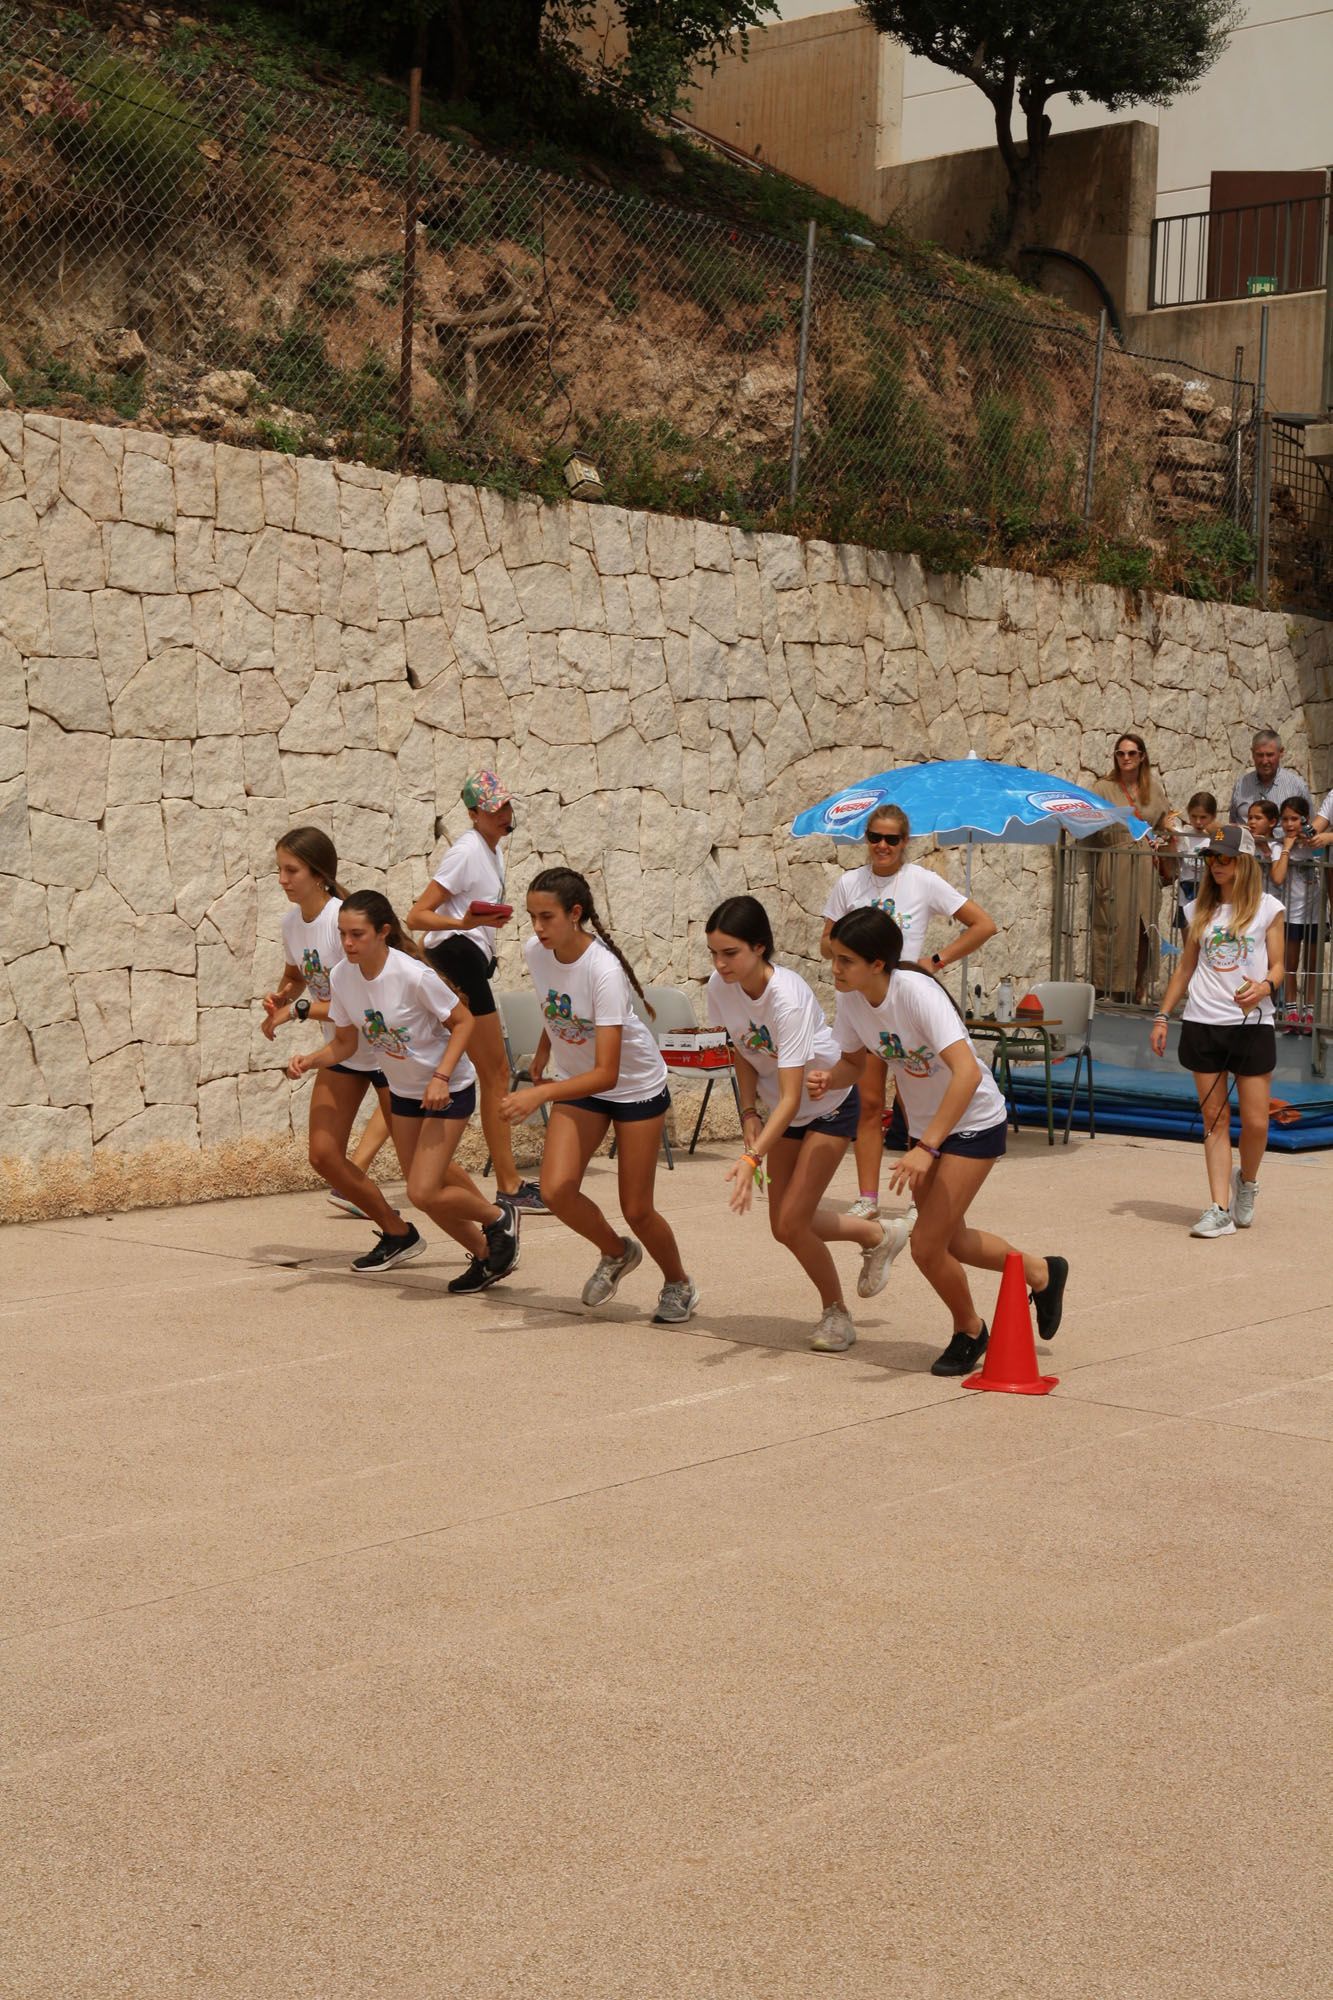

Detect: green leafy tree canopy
[857, 0, 1240, 258]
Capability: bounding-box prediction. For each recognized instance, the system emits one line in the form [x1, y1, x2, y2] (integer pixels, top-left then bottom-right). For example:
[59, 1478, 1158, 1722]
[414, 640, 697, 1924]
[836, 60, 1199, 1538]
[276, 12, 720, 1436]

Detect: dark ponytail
[276, 825, 346, 898]
[704, 895, 775, 960]
[530, 866, 652, 1017]
[338, 889, 421, 960]
[829, 907, 966, 1019]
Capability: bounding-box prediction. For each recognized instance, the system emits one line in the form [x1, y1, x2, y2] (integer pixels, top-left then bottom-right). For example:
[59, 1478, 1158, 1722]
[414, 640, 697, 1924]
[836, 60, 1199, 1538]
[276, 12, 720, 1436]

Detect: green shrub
[1176, 519, 1256, 601]
[45, 57, 207, 223]
[1095, 542, 1153, 590]
[680, 242, 770, 317]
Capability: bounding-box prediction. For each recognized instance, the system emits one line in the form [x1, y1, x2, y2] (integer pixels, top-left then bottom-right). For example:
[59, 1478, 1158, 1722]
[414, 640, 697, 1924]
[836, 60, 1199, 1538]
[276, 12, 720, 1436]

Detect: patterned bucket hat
[461, 771, 512, 811]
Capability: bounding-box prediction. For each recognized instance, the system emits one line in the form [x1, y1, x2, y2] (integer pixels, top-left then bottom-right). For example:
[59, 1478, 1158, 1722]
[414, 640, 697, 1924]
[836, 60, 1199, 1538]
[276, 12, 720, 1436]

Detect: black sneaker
[501, 1180, 549, 1216]
[1031, 1255, 1068, 1341]
[483, 1204, 520, 1279]
[930, 1324, 989, 1377]
[447, 1254, 503, 1294]
[351, 1222, 425, 1274]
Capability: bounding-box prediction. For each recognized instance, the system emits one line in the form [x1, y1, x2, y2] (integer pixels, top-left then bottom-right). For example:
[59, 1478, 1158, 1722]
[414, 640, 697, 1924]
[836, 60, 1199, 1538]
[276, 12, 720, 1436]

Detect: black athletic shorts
[388, 1083, 478, 1122]
[329, 1063, 388, 1089]
[426, 935, 498, 1017]
[560, 1086, 672, 1123]
[785, 1086, 861, 1144]
[1178, 1018, 1276, 1078]
[919, 1119, 1008, 1160]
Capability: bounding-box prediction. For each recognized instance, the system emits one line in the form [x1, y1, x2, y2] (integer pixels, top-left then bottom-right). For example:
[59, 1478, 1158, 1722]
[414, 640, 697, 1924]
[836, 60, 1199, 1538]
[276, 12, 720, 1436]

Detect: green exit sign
[1247, 275, 1278, 295]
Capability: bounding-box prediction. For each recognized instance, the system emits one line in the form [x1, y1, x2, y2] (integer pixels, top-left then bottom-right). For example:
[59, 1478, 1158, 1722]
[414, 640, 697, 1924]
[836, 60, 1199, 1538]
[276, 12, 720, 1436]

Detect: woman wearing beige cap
[405, 772, 546, 1216]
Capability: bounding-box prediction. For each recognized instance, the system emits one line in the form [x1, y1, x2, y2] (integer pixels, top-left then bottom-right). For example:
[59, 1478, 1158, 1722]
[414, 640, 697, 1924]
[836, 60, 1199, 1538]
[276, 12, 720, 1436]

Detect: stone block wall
[2, 410, 1329, 1217]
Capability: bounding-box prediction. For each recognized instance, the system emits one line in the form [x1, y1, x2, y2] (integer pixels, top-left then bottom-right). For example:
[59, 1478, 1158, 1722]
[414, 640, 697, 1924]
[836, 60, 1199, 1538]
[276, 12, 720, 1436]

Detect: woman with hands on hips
[808, 907, 1068, 1378]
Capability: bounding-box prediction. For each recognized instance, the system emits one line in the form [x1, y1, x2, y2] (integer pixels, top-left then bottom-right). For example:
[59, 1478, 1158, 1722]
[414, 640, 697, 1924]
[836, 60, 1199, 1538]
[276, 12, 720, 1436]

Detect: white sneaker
[810, 1304, 856, 1353]
[848, 1195, 880, 1220]
[581, 1235, 644, 1307]
[328, 1191, 367, 1218]
[1231, 1170, 1258, 1229]
[652, 1277, 700, 1324]
[1190, 1203, 1236, 1238]
[857, 1214, 913, 1298]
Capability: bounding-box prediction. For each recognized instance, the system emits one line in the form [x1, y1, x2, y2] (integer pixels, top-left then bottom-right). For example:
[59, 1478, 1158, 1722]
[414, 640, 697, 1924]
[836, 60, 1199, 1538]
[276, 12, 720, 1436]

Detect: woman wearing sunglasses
[820, 802, 996, 1220]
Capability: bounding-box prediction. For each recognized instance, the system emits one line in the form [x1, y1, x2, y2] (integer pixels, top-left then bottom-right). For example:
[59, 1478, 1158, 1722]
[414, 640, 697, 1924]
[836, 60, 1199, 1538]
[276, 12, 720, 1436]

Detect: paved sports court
[4, 1131, 1330, 1997]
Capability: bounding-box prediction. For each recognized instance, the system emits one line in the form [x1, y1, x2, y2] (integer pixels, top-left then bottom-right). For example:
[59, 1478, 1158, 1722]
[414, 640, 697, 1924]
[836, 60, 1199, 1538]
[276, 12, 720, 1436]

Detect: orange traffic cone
[962, 1250, 1058, 1395]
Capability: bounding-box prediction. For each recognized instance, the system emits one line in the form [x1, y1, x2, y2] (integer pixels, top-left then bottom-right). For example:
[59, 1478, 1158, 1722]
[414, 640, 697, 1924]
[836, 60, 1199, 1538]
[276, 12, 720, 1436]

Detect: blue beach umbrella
[791, 755, 1151, 850]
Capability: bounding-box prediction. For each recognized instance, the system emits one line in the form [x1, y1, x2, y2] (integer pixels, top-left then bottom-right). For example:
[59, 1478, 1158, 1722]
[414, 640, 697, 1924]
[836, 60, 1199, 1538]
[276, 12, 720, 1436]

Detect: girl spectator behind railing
[1088, 733, 1179, 1003]
[1170, 793, 1222, 936]
[1271, 797, 1319, 1032]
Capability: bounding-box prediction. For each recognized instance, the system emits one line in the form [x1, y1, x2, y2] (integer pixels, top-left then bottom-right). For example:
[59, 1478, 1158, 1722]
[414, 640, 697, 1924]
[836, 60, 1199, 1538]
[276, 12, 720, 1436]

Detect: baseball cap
[461, 771, 512, 812]
[1199, 824, 1255, 859]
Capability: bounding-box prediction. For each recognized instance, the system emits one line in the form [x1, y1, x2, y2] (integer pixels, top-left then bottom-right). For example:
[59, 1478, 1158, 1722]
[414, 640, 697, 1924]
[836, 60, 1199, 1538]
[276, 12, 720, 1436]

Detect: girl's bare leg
[307, 1071, 409, 1235]
[765, 1133, 873, 1310]
[852, 1053, 888, 1204]
[908, 1153, 1050, 1333]
[540, 1106, 622, 1258]
[400, 1114, 499, 1258]
[349, 1102, 390, 1173]
[612, 1118, 686, 1283]
[1235, 1071, 1271, 1185]
[1191, 1070, 1234, 1207]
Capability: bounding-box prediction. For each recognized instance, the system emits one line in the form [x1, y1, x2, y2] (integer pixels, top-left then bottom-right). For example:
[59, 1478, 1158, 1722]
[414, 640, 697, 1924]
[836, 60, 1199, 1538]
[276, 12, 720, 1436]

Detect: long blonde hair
[1187, 854, 1263, 946]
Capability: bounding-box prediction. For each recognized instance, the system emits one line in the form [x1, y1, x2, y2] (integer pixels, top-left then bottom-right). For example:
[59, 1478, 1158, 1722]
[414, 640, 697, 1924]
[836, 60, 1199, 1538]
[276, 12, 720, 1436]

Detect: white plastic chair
[991, 981, 1096, 1144]
[482, 989, 547, 1175]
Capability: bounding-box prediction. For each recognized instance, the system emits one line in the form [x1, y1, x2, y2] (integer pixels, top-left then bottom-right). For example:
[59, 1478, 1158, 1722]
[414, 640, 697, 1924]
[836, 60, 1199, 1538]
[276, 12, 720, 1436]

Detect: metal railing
[1150, 194, 1330, 309]
[1269, 417, 1333, 618]
[1051, 835, 1333, 1072]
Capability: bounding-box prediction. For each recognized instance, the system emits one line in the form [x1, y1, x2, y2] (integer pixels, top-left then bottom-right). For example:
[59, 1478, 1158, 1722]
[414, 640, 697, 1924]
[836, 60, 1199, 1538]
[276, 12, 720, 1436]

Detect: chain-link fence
[0, 3, 1307, 604]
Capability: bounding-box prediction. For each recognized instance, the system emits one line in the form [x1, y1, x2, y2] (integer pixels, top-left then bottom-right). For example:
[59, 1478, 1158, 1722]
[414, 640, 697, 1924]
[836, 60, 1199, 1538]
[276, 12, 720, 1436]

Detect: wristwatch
[929, 953, 944, 970]
[293, 998, 311, 1023]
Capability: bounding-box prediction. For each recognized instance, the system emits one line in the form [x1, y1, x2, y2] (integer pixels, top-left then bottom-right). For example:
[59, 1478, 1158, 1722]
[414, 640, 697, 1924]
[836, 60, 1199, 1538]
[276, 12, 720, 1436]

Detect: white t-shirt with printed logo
[1182, 893, 1285, 1026]
[834, 971, 1006, 1139]
[328, 950, 477, 1100]
[523, 936, 667, 1104]
[822, 861, 966, 962]
[282, 898, 344, 1049]
[707, 964, 851, 1129]
[423, 827, 507, 956]
[1276, 843, 1320, 926]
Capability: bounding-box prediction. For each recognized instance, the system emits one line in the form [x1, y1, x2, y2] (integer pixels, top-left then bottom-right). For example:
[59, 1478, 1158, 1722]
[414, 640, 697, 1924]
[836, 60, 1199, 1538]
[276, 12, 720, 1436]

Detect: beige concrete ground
[3, 1129, 1331, 1999]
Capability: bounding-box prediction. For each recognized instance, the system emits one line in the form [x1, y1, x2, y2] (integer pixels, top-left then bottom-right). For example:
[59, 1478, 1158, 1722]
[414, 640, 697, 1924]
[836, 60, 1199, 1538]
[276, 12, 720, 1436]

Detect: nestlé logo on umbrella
[824, 792, 884, 828]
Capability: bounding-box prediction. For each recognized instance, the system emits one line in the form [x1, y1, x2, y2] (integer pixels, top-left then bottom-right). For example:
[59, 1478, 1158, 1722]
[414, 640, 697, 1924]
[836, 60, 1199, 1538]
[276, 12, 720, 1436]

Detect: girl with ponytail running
[261, 826, 395, 1231]
[810, 907, 1068, 1376]
[288, 891, 519, 1291]
[500, 868, 698, 1322]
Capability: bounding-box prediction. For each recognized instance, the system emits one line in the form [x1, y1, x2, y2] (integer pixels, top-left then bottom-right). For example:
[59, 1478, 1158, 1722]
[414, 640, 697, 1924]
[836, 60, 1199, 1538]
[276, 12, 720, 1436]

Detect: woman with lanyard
[707, 895, 911, 1355]
[260, 826, 402, 1248]
[1151, 824, 1285, 1237]
[1088, 733, 1179, 1003]
[499, 868, 697, 1323]
[819, 802, 995, 1220]
[405, 772, 546, 1216]
[289, 891, 520, 1291]
[810, 907, 1068, 1377]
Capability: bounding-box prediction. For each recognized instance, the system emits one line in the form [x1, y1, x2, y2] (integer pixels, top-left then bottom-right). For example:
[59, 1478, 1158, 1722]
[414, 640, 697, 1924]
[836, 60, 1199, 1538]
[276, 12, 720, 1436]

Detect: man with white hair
[1228, 729, 1308, 824]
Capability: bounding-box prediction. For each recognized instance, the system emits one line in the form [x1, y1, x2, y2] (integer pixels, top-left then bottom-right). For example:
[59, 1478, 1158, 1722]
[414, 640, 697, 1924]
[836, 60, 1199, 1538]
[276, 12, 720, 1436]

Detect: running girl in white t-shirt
[706, 895, 911, 1356]
[289, 891, 519, 1290]
[499, 868, 697, 1323]
[810, 906, 1068, 1377]
[404, 772, 545, 1217]
[819, 802, 996, 1222]
[1151, 825, 1285, 1237]
[260, 826, 396, 1232]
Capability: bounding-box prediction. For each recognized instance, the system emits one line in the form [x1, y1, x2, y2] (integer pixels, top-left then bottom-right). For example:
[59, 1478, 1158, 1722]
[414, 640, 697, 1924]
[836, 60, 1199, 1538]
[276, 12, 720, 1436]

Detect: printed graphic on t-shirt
[878, 1029, 934, 1078]
[361, 1008, 412, 1061]
[743, 1020, 776, 1056]
[301, 947, 331, 1000]
[1202, 924, 1248, 972]
[543, 989, 594, 1045]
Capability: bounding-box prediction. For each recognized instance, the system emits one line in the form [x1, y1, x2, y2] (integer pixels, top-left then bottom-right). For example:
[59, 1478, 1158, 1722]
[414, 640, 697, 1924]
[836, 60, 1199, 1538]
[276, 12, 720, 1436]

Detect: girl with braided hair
[500, 868, 698, 1323]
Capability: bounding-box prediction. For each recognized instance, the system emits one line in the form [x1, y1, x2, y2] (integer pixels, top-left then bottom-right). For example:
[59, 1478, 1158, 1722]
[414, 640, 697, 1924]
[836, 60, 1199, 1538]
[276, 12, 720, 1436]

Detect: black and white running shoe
[351, 1223, 425, 1274]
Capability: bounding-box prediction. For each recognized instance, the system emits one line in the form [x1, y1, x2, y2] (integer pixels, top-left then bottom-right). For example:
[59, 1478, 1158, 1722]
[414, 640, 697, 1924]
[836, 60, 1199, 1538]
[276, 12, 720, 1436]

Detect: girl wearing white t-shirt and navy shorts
[1151, 824, 1285, 1238]
[260, 826, 397, 1235]
[405, 772, 545, 1216]
[500, 868, 698, 1323]
[289, 891, 520, 1292]
[706, 895, 912, 1356]
[811, 906, 1068, 1377]
[820, 802, 996, 1222]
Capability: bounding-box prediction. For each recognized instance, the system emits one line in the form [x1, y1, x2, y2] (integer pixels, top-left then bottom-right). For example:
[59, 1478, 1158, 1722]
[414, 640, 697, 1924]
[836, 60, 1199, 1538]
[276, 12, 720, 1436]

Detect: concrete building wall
[1123, 290, 1327, 415]
[1, 411, 1329, 1216]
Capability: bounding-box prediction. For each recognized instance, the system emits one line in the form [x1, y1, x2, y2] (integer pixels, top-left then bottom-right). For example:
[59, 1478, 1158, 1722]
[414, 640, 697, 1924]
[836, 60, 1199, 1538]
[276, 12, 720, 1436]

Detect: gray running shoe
[652, 1277, 700, 1324]
[810, 1303, 856, 1353]
[857, 1213, 913, 1299]
[581, 1235, 644, 1307]
[1231, 1169, 1258, 1229]
[1190, 1202, 1236, 1238]
[848, 1195, 880, 1220]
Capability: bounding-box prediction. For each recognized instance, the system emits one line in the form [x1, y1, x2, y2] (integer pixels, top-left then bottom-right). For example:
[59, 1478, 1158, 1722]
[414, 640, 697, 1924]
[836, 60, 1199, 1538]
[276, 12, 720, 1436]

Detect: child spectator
[1173, 792, 1222, 933]
[1246, 799, 1281, 885]
[1271, 797, 1319, 1032]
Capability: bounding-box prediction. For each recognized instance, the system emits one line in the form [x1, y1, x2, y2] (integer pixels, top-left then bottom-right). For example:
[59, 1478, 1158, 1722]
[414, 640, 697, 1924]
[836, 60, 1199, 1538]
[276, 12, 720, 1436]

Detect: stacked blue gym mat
[1005, 1055, 1333, 1151]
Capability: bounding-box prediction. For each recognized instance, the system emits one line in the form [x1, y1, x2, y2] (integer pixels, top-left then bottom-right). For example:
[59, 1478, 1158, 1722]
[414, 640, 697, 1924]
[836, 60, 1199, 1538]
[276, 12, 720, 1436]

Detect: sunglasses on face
[867, 832, 904, 846]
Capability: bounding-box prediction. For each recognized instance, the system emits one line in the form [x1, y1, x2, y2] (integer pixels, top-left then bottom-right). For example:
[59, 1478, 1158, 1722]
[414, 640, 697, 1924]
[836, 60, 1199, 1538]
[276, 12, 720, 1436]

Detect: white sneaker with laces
[581, 1235, 644, 1307]
[848, 1195, 880, 1220]
[1231, 1170, 1258, 1229]
[810, 1304, 856, 1353]
[857, 1214, 913, 1298]
[1190, 1203, 1236, 1238]
[652, 1277, 700, 1324]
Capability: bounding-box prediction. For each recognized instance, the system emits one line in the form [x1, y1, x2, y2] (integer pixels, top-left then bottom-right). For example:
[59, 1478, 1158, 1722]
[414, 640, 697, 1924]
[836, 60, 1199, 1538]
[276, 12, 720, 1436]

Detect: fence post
[397, 27, 426, 468]
[1251, 303, 1270, 590]
[1231, 344, 1245, 524]
[1082, 309, 1108, 525]
[788, 219, 817, 509]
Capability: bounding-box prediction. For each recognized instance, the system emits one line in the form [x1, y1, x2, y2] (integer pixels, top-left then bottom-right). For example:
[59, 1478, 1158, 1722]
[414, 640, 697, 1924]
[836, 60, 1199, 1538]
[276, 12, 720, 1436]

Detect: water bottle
[996, 978, 1015, 1023]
